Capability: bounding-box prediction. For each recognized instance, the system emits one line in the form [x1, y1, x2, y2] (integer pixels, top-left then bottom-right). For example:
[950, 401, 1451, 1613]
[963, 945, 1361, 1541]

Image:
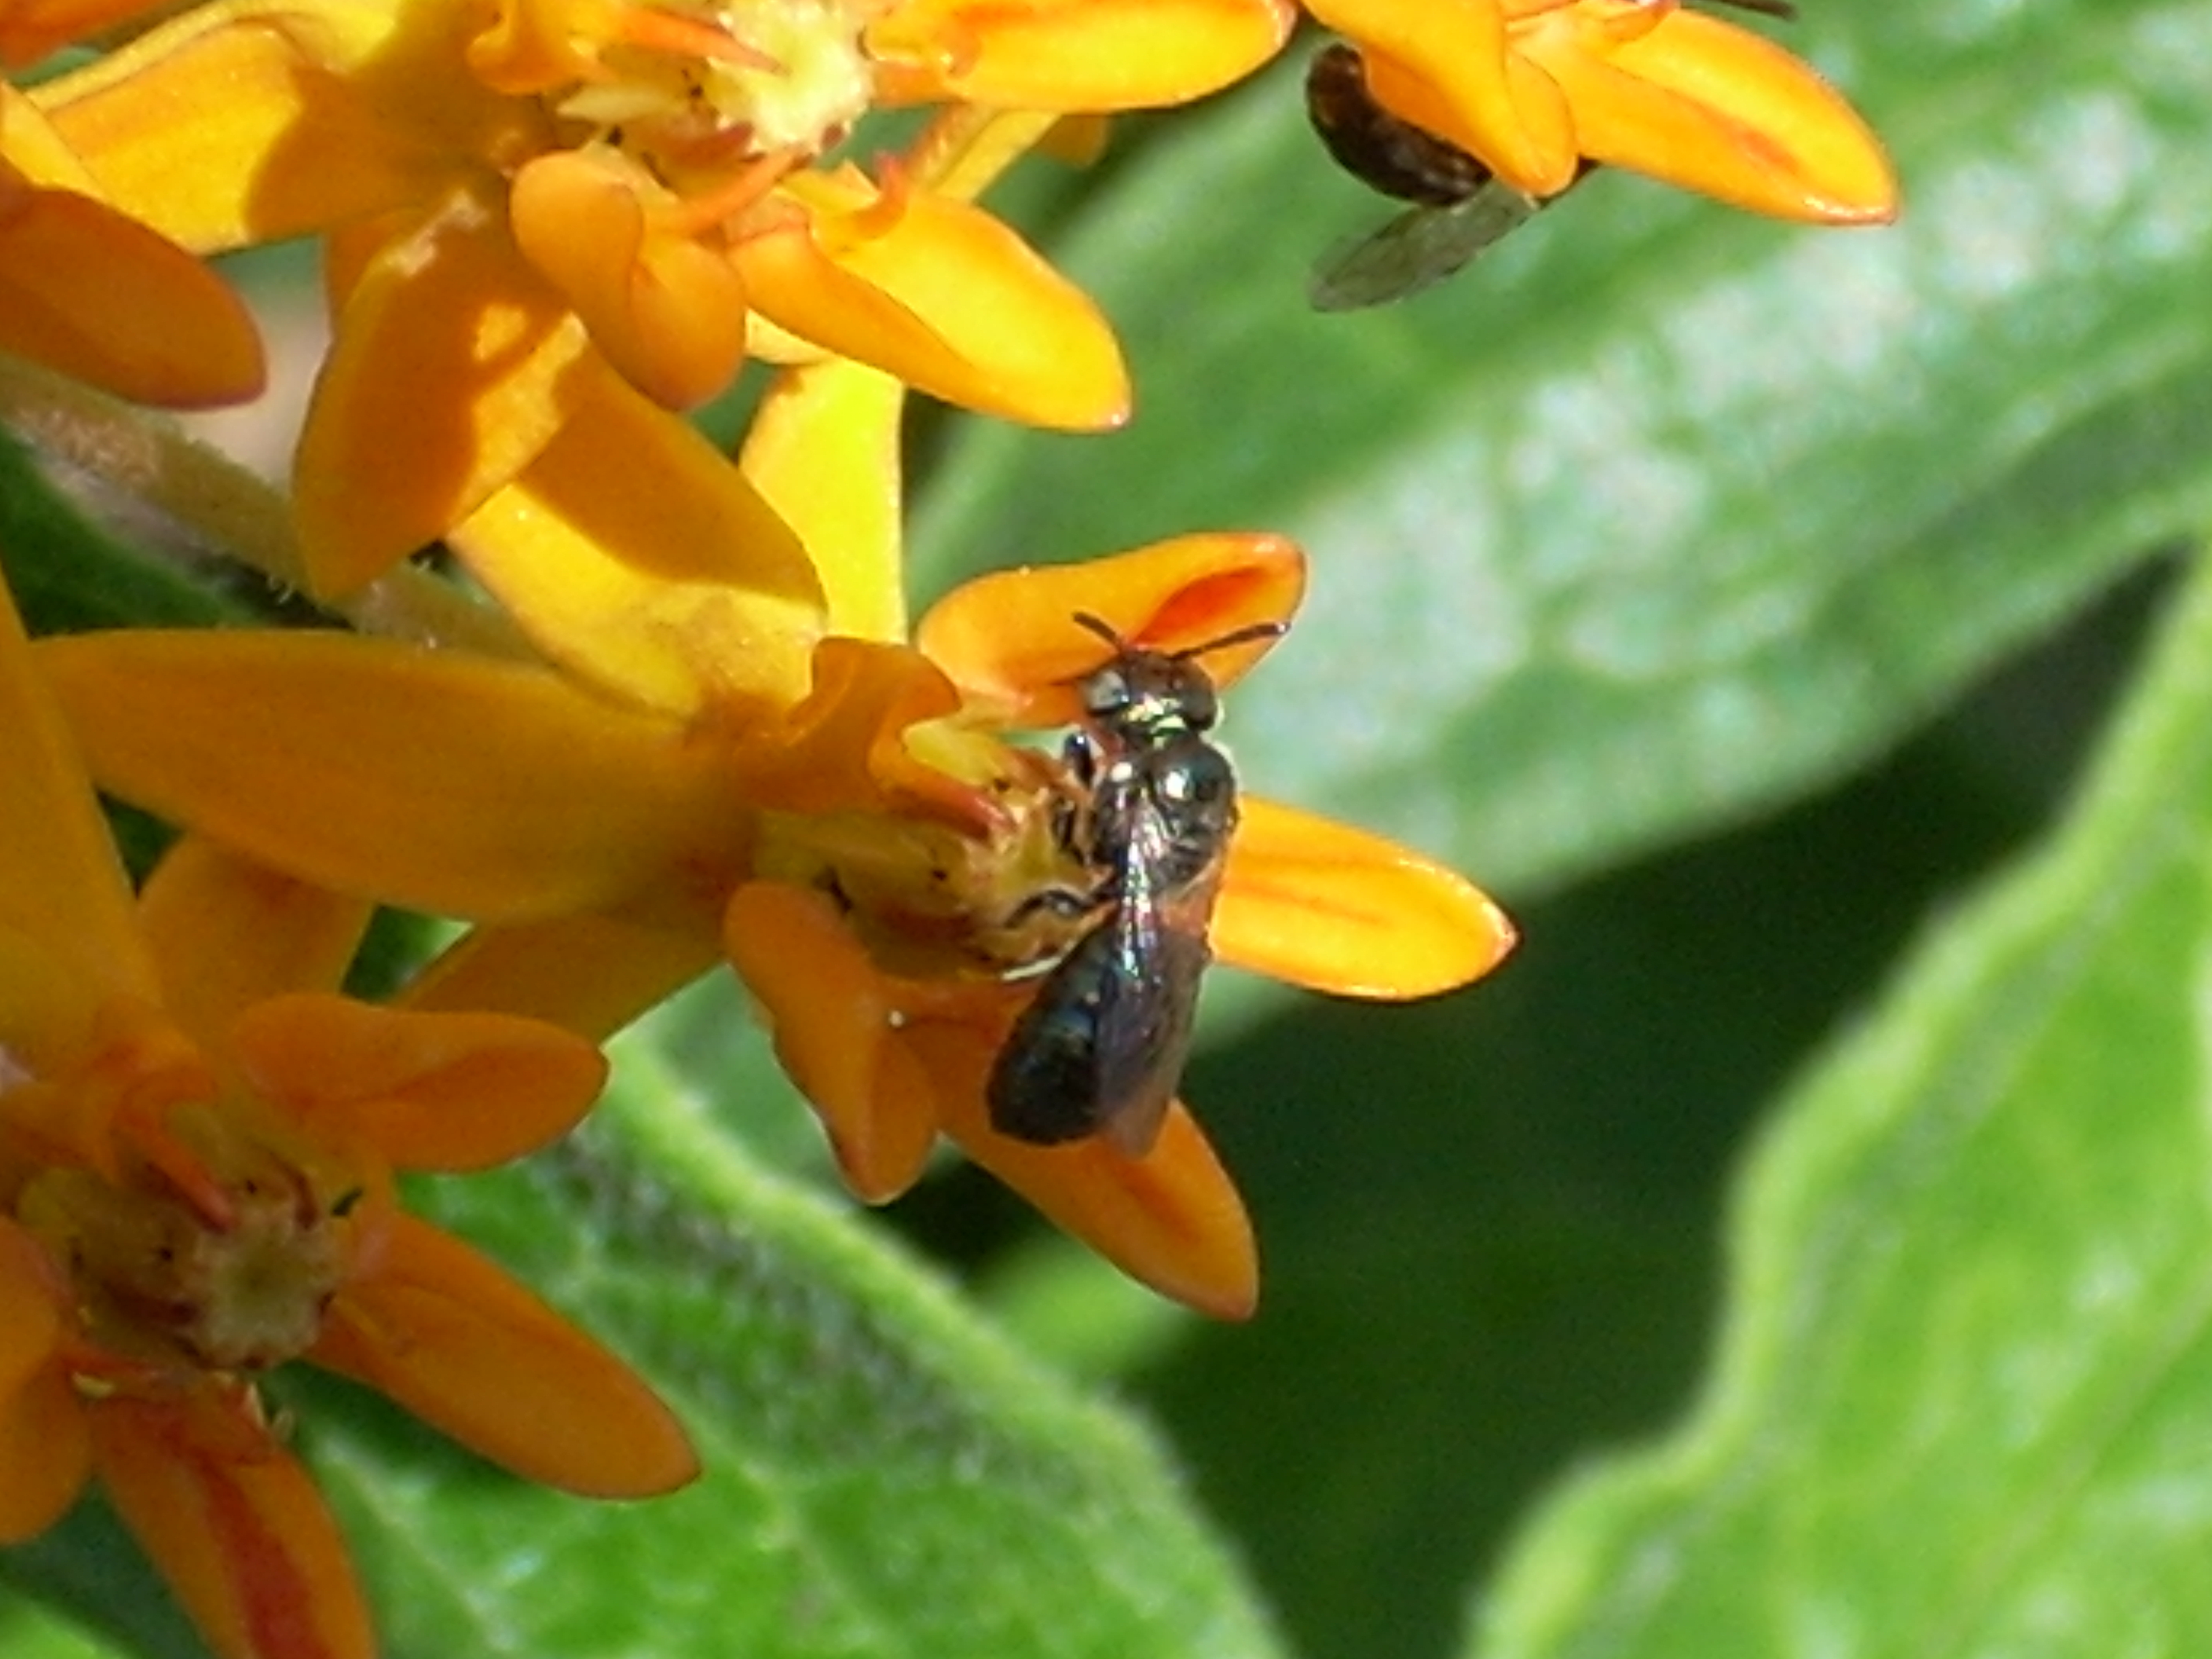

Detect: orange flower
[0, 85, 262, 407]
[1306, 0, 1897, 222]
[30, 0, 1294, 592]
[0, 570, 694, 1659]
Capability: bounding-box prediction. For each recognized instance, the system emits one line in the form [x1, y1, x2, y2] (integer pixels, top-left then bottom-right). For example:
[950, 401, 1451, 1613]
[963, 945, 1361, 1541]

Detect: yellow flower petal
[738, 182, 1129, 430]
[91, 1388, 373, 1659]
[509, 150, 751, 409]
[399, 915, 724, 1042]
[0, 573, 156, 1009]
[137, 838, 372, 1044]
[723, 882, 942, 1201]
[314, 1214, 698, 1497]
[1542, 7, 1899, 222]
[740, 358, 909, 643]
[1306, 0, 1580, 195]
[934, 1058, 1258, 1320]
[914, 531, 1305, 724]
[1216, 797, 1516, 998]
[870, 0, 1296, 110]
[294, 185, 594, 597]
[0, 167, 266, 408]
[32, 0, 483, 251]
[227, 994, 607, 1170]
[451, 370, 824, 722]
[34, 630, 740, 921]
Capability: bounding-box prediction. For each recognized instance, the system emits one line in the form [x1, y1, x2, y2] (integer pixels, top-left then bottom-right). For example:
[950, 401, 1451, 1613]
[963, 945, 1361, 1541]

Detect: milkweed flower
[34, 348, 1514, 1316]
[1306, 0, 1898, 223]
[0, 85, 262, 407]
[28, 0, 1295, 592]
[0, 572, 696, 1659]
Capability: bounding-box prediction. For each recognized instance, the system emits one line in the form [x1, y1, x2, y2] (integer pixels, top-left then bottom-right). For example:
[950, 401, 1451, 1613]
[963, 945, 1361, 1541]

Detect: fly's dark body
[986, 613, 1280, 1156]
[1303, 41, 1547, 310]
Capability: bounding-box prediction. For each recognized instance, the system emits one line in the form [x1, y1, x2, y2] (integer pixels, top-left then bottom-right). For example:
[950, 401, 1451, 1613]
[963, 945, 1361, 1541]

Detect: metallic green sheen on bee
[987, 613, 1283, 1156]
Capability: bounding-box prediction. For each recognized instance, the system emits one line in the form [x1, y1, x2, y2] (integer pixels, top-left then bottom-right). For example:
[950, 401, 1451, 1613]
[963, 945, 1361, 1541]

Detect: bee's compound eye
[1084, 666, 1132, 718]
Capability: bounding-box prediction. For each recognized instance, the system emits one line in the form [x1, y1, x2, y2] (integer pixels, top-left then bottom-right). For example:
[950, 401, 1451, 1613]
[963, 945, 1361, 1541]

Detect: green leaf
[913, 0, 2212, 898]
[280, 1046, 1280, 1659]
[1467, 548, 2212, 1656]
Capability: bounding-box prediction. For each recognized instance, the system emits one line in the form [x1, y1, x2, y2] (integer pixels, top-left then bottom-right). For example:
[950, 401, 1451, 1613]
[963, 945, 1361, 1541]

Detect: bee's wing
[1086, 802, 1224, 1159]
[1309, 181, 1541, 312]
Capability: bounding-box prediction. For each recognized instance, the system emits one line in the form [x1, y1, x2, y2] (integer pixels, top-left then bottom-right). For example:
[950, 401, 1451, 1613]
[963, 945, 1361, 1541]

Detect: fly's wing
[1309, 181, 1541, 312]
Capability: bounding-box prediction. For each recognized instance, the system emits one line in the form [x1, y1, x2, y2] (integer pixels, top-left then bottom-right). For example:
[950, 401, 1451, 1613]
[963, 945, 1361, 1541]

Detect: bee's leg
[1003, 879, 1110, 928]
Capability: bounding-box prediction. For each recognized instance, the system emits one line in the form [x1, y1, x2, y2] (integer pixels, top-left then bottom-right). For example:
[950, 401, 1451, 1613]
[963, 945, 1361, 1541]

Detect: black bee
[987, 612, 1284, 1156]
[1305, 0, 1800, 309]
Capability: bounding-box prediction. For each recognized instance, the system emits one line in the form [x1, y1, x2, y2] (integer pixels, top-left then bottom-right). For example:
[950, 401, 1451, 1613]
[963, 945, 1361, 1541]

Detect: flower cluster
[0, 0, 1893, 1654]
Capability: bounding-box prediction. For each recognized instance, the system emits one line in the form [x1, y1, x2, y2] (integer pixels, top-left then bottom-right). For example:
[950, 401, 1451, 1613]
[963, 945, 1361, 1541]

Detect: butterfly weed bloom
[1305, 0, 1897, 223]
[0, 575, 697, 1659]
[0, 85, 262, 408]
[25, 0, 1294, 593]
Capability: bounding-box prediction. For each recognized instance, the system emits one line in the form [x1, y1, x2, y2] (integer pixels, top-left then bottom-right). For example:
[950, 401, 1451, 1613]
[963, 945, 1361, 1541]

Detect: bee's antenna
[1174, 619, 1289, 665]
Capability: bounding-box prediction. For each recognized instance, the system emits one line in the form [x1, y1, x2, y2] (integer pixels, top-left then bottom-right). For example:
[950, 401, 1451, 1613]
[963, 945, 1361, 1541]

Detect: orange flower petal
[1217, 797, 1516, 998]
[722, 882, 941, 1201]
[0, 1219, 87, 1544]
[227, 994, 606, 1170]
[34, 629, 738, 922]
[400, 915, 725, 1042]
[0, 573, 156, 1010]
[313, 1214, 698, 1497]
[90, 1388, 372, 1659]
[451, 369, 824, 722]
[1, 0, 160, 64]
[465, 0, 616, 93]
[0, 168, 265, 408]
[933, 1054, 1258, 1320]
[1544, 7, 1898, 222]
[870, 0, 1296, 111]
[739, 358, 909, 643]
[0, 923, 106, 1088]
[1306, 0, 1579, 196]
[137, 838, 373, 1044]
[32, 0, 477, 251]
[509, 150, 750, 409]
[294, 185, 594, 598]
[737, 183, 1129, 430]
[914, 531, 1305, 723]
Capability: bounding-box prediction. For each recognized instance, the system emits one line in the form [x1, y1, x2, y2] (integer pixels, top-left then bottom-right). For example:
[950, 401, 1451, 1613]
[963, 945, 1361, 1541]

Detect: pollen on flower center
[18, 1110, 363, 1374]
[563, 0, 875, 161]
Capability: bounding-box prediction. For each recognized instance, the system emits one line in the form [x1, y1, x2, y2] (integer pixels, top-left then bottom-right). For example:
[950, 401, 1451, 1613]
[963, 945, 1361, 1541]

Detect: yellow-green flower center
[562, 0, 874, 161]
[18, 1104, 363, 1375]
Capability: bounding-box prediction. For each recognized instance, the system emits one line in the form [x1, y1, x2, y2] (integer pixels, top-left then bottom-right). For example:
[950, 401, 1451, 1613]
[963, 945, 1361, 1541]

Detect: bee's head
[1067, 612, 1284, 742]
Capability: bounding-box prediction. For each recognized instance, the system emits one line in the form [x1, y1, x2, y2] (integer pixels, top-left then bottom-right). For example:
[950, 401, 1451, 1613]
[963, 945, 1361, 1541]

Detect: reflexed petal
[723, 883, 940, 1199]
[1306, 0, 1579, 196]
[0, 1361, 87, 1544]
[314, 1214, 698, 1497]
[91, 1389, 372, 1659]
[870, 0, 1296, 111]
[738, 184, 1129, 431]
[933, 1055, 1258, 1320]
[452, 370, 823, 721]
[740, 359, 908, 642]
[35, 629, 741, 922]
[1217, 798, 1516, 998]
[32, 0, 485, 250]
[509, 151, 750, 408]
[0, 922, 105, 1082]
[915, 532, 1305, 723]
[228, 994, 606, 1169]
[1545, 9, 1899, 222]
[0, 574, 156, 1009]
[138, 838, 373, 1042]
[0, 1214, 66, 1390]
[0, 170, 266, 408]
[401, 914, 724, 1042]
[295, 185, 594, 597]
